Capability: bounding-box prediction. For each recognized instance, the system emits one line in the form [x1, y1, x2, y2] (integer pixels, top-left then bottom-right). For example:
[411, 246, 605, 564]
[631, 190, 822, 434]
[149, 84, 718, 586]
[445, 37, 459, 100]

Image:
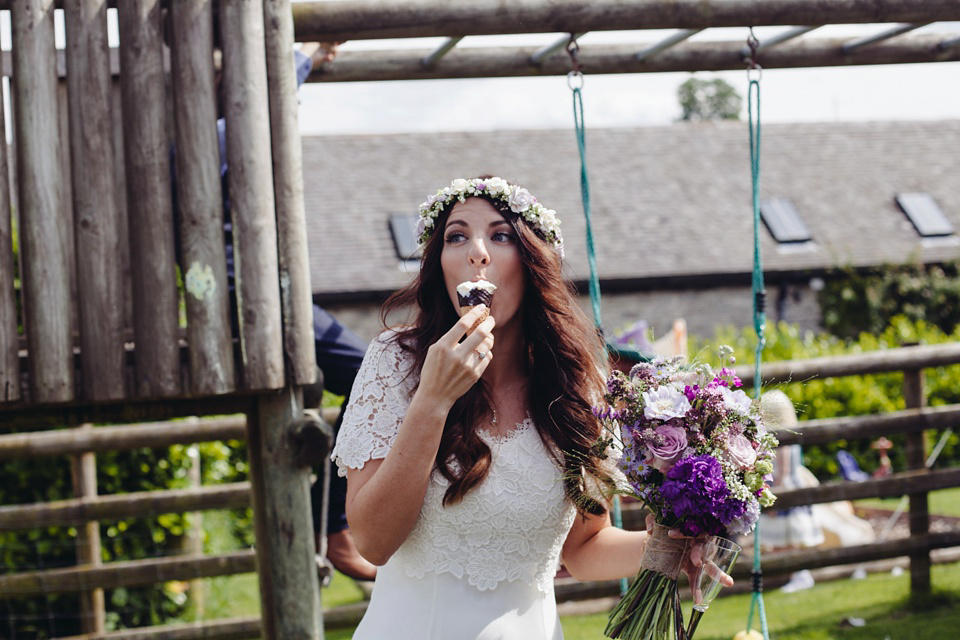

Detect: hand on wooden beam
[300, 41, 344, 67]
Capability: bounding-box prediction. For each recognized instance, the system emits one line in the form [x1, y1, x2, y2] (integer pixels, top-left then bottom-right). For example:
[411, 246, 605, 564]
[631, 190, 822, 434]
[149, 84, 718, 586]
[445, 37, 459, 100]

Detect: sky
[295, 21, 960, 135]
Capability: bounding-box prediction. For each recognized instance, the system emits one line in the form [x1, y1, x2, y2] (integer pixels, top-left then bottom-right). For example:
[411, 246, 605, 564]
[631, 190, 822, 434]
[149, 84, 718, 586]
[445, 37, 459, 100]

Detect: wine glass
[687, 536, 742, 638]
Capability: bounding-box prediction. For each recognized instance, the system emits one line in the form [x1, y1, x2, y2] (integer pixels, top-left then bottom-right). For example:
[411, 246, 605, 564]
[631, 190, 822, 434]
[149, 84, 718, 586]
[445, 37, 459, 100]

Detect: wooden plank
[246, 388, 322, 639]
[0, 482, 251, 530]
[290, 0, 960, 41]
[69, 424, 106, 634]
[0, 550, 256, 597]
[168, 0, 237, 396]
[0, 393, 254, 430]
[65, 0, 126, 402]
[57, 616, 262, 640]
[117, 0, 184, 399]
[774, 403, 960, 447]
[771, 467, 960, 509]
[12, 0, 74, 402]
[740, 341, 960, 387]
[731, 530, 960, 578]
[308, 35, 960, 82]
[0, 415, 246, 460]
[264, 0, 316, 386]
[221, 0, 285, 391]
[903, 365, 931, 593]
[0, 87, 18, 402]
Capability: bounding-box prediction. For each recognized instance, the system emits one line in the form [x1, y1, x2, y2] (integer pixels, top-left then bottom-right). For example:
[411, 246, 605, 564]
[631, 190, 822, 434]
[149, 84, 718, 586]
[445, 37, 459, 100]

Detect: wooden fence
[2, 345, 959, 638]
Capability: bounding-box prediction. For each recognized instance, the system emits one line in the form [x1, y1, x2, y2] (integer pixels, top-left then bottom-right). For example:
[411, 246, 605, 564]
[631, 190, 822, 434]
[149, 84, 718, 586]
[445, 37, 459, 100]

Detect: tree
[677, 77, 742, 121]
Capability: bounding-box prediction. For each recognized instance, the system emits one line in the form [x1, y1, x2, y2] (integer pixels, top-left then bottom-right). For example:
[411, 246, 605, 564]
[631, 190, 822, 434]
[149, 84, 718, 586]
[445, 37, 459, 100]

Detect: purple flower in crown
[415, 216, 426, 238]
[475, 182, 486, 191]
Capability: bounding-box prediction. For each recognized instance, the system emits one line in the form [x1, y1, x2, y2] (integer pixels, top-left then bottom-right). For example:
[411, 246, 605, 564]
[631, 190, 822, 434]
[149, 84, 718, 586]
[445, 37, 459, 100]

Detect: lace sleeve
[331, 330, 417, 477]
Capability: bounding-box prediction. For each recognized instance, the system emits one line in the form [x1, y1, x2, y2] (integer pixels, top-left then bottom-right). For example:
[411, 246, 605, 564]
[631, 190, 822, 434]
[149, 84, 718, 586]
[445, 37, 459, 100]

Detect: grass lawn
[190, 488, 960, 638]
[560, 561, 960, 640]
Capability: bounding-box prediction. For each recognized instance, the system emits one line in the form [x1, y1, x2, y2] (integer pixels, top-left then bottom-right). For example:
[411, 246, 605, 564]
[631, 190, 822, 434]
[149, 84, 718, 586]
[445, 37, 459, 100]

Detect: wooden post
[168, 0, 237, 396]
[70, 423, 106, 634]
[12, 0, 74, 403]
[263, 0, 316, 386]
[246, 388, 322, 639]
[0, 89, 18, 403]
[64, 0, 126, 401]
[903, 363, 930, 594]
[117, 0, 185, 398]
[220, 0, 285, 391]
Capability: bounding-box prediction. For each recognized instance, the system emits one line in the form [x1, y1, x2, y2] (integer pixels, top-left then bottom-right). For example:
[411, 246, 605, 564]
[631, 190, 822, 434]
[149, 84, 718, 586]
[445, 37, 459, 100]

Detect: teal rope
[744, 75, 771, 640]
[572, 85, 603, 329]
[571, 79, 627, 595]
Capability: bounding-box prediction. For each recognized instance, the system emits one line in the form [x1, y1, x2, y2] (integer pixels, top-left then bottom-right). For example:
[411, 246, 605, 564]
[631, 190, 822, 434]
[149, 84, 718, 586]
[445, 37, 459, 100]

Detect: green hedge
[698, 316, 960, 479]
[0, 437, 251, 638]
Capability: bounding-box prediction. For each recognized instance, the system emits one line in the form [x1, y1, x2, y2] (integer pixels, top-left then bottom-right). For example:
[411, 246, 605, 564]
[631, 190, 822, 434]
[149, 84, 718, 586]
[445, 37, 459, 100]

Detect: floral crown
[416, 177, 564, 258]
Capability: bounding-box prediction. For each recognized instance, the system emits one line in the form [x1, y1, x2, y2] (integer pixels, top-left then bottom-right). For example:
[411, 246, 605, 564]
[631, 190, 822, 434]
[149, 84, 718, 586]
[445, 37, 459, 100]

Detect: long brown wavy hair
[381, 179, 613, 516]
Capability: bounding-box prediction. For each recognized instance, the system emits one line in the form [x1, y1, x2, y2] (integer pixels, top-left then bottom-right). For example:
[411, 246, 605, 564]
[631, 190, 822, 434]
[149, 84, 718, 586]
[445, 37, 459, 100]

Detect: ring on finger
[475, 349, 488, 360]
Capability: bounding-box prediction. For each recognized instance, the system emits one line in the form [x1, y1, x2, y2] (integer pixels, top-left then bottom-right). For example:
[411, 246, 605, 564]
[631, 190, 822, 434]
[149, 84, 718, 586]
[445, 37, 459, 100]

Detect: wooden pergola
[0, 1, 957, 639]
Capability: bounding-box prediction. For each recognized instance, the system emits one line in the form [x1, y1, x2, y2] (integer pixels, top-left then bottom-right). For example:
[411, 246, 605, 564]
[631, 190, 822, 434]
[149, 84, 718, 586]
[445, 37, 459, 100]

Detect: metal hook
[565, 34, 581, 74]
[745, 27, 761, 70]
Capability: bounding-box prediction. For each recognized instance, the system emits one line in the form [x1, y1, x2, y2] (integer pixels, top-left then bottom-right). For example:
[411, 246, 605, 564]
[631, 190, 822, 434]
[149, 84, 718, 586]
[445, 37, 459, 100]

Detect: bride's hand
[419, 305, 495, 411]
[644, 514, 735, 600]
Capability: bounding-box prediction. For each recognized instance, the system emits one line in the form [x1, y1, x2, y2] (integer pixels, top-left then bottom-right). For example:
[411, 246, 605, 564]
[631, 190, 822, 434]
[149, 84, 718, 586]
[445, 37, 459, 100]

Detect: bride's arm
[346, 308, 494, 565]
[561, 511, 648, 581]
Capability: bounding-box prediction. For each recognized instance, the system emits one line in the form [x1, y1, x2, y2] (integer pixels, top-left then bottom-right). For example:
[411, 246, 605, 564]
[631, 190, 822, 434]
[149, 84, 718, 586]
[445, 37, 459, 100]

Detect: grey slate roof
[303, 120, 960, 298]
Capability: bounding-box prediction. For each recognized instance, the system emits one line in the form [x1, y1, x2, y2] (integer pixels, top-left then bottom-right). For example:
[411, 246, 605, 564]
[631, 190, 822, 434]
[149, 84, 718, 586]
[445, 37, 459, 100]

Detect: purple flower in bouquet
[645, 425, 688, 473]
[641, 386, 691, 421]
[719, 385, 753, 415]
[660, 455, 746, 536]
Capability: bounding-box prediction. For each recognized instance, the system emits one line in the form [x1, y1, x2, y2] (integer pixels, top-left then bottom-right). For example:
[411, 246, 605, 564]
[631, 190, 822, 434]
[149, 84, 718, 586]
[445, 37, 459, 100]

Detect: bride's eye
[444, 231, 467, 243]
[492, 231, 515, 243]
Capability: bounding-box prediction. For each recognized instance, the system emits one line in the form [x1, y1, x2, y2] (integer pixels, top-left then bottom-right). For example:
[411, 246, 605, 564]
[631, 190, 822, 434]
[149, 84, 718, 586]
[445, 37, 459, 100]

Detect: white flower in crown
[416, 177, 564, 256]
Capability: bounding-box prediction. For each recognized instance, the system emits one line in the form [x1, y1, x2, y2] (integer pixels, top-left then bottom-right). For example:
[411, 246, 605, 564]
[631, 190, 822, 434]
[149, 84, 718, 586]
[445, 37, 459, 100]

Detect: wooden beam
[264, 0, 317, 386]
[0, 415, 246, 460]
[221, 0, 285, 391]
[0, 482, 252, 529]
[0, 394, 254, 430]
[65, 0, 126, 402]
[0, 82, 16, 402]
[0, 550, 256, 597]
[13, 0, 74, 402]
[168, 0, 237, 396]
[308, 35, 960, 83]
[118, 0, 185, 398]
[245, 387, 322, 639]
[772, 467, 960, 509]
[57, 617, 262, 640]
[774, 404, 960, 447]
[739, 339, 960, 387]
[291, 0, 960, 42]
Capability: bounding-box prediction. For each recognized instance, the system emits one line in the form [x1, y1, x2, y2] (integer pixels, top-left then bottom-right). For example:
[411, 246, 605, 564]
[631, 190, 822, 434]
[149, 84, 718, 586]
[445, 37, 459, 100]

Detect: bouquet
[596, 347, 779, 640]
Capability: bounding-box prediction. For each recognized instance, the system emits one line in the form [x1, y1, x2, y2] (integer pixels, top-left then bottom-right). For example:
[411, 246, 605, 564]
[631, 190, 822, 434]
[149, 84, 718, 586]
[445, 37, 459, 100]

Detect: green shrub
[697, 316, 960, 479]
[0, 434, 251, 637]
[820, 260, 960, 339]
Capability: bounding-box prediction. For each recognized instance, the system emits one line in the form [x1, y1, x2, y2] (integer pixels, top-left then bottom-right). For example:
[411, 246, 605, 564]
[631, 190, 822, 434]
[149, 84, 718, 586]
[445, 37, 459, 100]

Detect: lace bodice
[332, 331, 576, 593]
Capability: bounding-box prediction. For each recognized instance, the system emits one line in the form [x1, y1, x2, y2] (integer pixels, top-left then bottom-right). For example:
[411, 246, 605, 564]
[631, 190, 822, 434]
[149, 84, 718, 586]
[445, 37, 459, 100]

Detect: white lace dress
[332, 331, 577, 640]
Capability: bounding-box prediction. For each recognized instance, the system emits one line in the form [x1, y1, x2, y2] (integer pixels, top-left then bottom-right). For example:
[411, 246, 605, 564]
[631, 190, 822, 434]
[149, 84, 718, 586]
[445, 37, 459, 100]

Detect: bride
[332, 177, 720, 639]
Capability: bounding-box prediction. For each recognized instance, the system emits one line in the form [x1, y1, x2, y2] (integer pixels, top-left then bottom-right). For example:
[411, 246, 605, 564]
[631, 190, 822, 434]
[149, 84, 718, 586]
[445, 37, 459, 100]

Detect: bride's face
[440, 197, 525, 330]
